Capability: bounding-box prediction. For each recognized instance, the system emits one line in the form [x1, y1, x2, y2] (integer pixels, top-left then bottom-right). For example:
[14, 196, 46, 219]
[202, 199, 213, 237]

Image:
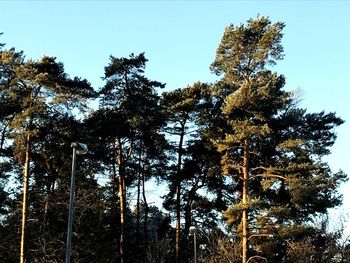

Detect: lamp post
[189, 226, 197, 263]
[65, 142, 88, 263]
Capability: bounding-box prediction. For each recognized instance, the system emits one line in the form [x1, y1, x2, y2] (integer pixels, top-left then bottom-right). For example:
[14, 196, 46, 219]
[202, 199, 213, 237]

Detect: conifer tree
[0, 18, 347, 263]
[0, 46, 24, 231]
[0, 53, 94, 263]
[161, 83, 204, 262]
[207, 16, 346, 262]
[98, 53, 165, 263]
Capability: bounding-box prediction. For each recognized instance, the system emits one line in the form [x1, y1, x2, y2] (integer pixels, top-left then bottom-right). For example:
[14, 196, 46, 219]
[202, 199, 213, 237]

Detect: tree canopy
[0, 17, 348, 263]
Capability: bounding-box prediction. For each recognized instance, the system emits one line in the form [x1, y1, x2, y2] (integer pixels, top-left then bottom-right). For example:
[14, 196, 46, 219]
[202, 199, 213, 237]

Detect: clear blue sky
[1, 0, 350, 230]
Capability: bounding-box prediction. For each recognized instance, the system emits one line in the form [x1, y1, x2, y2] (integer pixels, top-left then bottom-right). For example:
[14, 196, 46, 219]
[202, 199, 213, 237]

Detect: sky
[1, 0, 350, 232]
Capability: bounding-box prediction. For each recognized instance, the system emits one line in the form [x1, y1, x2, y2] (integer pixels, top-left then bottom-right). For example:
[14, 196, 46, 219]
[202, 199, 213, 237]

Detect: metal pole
[194, 232, 197, 263]
[65, 145, 77, 263]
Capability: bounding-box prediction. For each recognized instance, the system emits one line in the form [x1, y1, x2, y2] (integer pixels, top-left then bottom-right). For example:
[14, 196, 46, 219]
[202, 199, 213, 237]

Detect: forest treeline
[1, 17, 349, 263]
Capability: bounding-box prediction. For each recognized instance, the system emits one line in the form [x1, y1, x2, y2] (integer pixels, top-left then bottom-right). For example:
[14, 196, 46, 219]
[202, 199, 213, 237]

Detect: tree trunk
[184, 183, 197, 262]
[242, 138, 249, 263]
[142, 170, 149, 250]
[176, 125, 185, 263]
[42, 178, 55, 233]
[117, 139, 126, 263]
[0, 122, 8, 155]
[118, 173, 125, 263]
[20, 133, 31, 263]
[175, 181, 181, 263]
[112, 142, 118, 207]
[136, 151, 142, 239]
[112, 142, 119, 262]
[184, 199, 192, 263]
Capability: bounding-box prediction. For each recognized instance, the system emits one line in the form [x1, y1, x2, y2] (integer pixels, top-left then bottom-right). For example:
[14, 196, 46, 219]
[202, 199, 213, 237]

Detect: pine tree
[207, 16, 346, 262]
[161, 83, 203, 262]
[98, 53, 165, 263]
[0, 52, 94, 262]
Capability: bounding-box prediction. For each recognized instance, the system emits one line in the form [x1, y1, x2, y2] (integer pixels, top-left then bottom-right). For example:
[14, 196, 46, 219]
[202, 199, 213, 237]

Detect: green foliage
[0, 17, 348, 263]
[210, 16, 284, 81]
[204, 15, 347, 262]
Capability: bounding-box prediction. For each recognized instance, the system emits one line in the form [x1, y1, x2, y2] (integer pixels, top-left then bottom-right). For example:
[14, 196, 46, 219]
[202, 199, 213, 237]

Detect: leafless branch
[251, 173, 286, 180]
[246, 255, 267, 263]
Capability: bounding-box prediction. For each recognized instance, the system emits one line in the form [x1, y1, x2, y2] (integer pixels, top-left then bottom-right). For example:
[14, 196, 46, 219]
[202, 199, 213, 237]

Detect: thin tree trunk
[118, 173, 125, 263]
[42, 178, 55, 233]
[184, 181, 198, 236]
[112, 141, 119, 262]
[0, 122, 8, 155]
[176, 181, 181, 263]
[20, 133, 31, 263]
[184, 199, 192, 235]
[242, 138, 249, 263]
[142, 170, 149, 250]
[184, 198, 193, 263]
[136, 151, 142, 238]
[112, 142, 118, 207]
[176, 125, 185, 263]
[117, 139, 126, 263]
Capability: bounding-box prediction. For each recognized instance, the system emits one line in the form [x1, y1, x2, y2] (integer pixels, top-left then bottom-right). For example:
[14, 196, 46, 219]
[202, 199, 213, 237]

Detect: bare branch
[247, 255, 267, 263]
[251, 173, 286, 180]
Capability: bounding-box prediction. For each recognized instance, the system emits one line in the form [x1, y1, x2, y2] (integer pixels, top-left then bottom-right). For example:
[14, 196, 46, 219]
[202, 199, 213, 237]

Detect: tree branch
[247, 255, 267, 263]
[250, 166, 268, 172]
[251, 173, 286, 180]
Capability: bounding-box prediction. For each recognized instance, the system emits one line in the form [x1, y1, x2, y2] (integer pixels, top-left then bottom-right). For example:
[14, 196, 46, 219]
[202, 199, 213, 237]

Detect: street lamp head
[189, 225, 197, 263]
[71, 142, 88, 155]
[189, 226, 197, 235]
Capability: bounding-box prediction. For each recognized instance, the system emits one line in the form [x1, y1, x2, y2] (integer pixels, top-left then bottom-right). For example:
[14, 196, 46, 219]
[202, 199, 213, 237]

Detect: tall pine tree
[0, 52, 94, 262]
[98, 53, 165, 263]
[207, 16, 346, 262]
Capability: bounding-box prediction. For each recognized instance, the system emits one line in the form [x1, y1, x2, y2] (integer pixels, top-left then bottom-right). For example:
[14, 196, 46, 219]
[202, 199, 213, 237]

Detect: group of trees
[0, 17, 349, 263]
